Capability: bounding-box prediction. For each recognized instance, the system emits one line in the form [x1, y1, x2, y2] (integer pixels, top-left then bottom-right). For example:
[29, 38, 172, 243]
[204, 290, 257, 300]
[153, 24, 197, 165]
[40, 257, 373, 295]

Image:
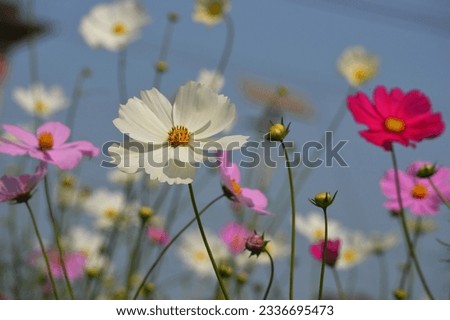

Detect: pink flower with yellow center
[219, 152, 271, 215]
[380, 161, 450, 215]
[347, 86, 445, 151]
[0, 122, 99, 170]
[147, 226, 170, 246]
[220, 222, 252, 255]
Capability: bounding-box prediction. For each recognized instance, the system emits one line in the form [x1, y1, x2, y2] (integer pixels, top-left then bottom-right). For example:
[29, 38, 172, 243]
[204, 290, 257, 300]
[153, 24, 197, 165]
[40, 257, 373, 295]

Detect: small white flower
[108, 81, 248, 185]
[337, 45, 379, 87]
[178, 229, 229, 278]
[79, 0, 150, 52]
[295, 211, 344, 242]
[364, 232, 399, 255]
[197, 69, 224, 93]
[83, 188, 137, 229]
[193, 0, 231, 26]
[67, 226, 104, 257]
[12, 83, 68, 118]
[336, 231, 370, 270]
[107, 168, 143, 185]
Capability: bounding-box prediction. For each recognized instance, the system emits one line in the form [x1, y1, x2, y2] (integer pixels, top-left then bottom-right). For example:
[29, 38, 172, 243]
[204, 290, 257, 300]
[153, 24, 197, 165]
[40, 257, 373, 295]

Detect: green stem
[428, 177, 450, 210]
[188, 184, 230, 300]
[282, 142, 297, 300]
[126, 222, 146, 297]
[65, 68, 90, 135]
[390, 146, 435, 299]
[24, 201, 59, 299]
[118, 48, 127, 103]
[152, 16, 176, 89]
[216, 15, 234, 75]
[398, 217, 421, 290]
[133, 194, 225, 299]
[263, 250, 275, 300]
[331, 267, 345, 299]
[44, 176, 75, 299]
[376, 253, 389, 299]
[318, 207, 328, 300]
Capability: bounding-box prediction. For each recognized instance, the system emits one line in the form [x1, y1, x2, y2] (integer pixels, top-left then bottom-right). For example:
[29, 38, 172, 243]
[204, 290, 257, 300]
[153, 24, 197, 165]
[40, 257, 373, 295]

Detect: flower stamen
[38, 131, 54, 150]
[230, 179, 241, 195]
[207, 1, 223, 16]
[34, 100, 48, 114]
[112, 22, 127, 35]
[384, 117, 406, 133]
[168, 126, 191, 147]
[411, 183, 428, 199]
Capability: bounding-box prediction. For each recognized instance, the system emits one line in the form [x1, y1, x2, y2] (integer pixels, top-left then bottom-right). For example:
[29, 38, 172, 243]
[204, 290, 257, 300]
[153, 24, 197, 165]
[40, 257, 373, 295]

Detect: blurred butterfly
[240, 78, 315, 131]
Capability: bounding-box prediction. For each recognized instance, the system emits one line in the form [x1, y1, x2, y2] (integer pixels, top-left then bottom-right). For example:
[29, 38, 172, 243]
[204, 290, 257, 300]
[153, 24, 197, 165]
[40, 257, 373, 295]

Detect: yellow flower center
[37, 131, 54, 150]
[411, 183, 428, 199]
[194, 250, 207, 262]
[230, 179, 241, 195]
[207, 1, 223, 16]
[352, 66, 369, 84]
[167, 126, 191, 147]
[276, 85, 289, 97]
[103, 208, 118, 220]
[313, 228, 324, 241]
[112, 22, 127, 35]
[34, 100, 48, 114]
[384, 117, 406, 133]
[342, 249, 357, 263]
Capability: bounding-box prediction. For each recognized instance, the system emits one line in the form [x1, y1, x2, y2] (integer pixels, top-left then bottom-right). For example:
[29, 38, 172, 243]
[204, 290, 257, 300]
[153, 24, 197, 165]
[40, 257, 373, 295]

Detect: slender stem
[44, 176, 75, 299]
[318, 207, 328, 300]
[152, 17, 176, 89]
[65, 69, 89, 135]
[331, 267, 345, 299]
[263, 250, 275, 300]
[126, 222, 146, 297]
[428, 177, 450, 210]
[282, 142, 297, 300]
[133, 194, 225, 299]
[390, 146, 435, 299]
[398, 217, 421, 290]
[24, 201, 59, 299]
[118, 48, 128, 103]
[188, 184, 229, 300]
[216, 15, 234, 75]
[376, 253, 389, 299]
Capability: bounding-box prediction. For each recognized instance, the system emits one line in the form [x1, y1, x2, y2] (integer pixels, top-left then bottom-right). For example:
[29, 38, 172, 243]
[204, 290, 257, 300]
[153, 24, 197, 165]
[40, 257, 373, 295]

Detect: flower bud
[310, 191, 337, 209]
[155, 60, 168, 73]
[236, 272, 248, 284]
[245, 232, 268, 257]
[218, 262, 233, 279]
[266, 119, 290, 142]
[416, 164, 436, 178]
[393, 288, 408, 300]
[139, 206, 154, 223]
[167, 12, 179, 23]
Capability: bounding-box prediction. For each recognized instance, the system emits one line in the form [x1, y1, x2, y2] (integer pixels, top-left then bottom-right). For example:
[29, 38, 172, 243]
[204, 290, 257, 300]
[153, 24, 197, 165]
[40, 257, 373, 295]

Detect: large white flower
[108, 81, 248, 185]
[79, 0, 150, 52]
[12, 83, 68, 118]
[337, 45, 379, 87]
[193, 0, 231, 26]
[295, 212, 345, 242]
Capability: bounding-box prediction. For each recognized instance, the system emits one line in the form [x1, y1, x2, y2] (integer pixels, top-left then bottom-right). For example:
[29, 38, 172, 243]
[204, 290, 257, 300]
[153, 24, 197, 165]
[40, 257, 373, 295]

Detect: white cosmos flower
[107, 168, 143, 185]
[336, 231, 370, 270]
[364, 232, 399, 255]
[66, 226, 104, 257]
[108, 81, 248, 185]
[337, 45, 379, 87]
[295, 212, 345, 242]
[12, 83, 68, 118]
[193, 0, 231, 26]
[197, 69, 224, 93]
[79, 0, 150, 52]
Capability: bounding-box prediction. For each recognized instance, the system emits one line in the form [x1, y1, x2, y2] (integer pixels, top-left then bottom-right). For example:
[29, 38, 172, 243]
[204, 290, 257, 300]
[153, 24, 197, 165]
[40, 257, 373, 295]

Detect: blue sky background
[1, 0, 449, 299]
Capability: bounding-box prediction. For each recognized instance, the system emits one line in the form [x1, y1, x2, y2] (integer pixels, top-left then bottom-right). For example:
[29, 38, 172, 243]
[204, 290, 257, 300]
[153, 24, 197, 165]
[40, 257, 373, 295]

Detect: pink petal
[2, 124, 37, 146]
[37, 122, 70, 146]
[347, 92, 383, 129]
[62, 141, 100, 158]
[399, 90, 432, 118]
[46, 149, 83, 170]
[0, 140, 29, 156]
[240, 187, 271, 215]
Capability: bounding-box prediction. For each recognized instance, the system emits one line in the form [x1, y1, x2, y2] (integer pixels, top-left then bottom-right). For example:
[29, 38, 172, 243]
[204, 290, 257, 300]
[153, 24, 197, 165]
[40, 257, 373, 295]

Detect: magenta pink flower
[30, 248, 86, 281]
[310, 239, 341, 267]
[347, 86, 445, 151]
[381, 162, 450, 215]
[0, 122, 99, 170]
[219, 152, 271, 215]
[220, 222, 252, 255]
[0, 162, 47, 203]
[147, 226, 171, 246]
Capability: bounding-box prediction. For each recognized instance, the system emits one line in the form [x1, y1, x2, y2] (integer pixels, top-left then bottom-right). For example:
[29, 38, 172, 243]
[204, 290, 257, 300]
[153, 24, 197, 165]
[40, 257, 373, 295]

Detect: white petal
[140, 88, 173, 130]
[108, 142, 165, 173]
[145, 158, 196, 185]
[168, 145, 205, 163]
[197, 135, 249, 151]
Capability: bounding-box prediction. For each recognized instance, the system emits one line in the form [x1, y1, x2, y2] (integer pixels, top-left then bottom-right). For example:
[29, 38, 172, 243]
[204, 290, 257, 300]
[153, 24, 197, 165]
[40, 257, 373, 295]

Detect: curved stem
[428, 177, 450, 210]
[133, 193, 225, 299]
[126, 222, 146, 297]
[318, 207, 328, 300]
[24, 201, 59, 299]
[44, 176, 75, 299]
[390, 146, 435, 299]
[118, 48, 128, 103]
[65, 69, 89, 135]
[216, 15, 234, 75]
[188, 184, 229, 300]
[282, 142, 297, 300]
[331, 267, 345, 299]
[152, 17, 176, 90]
[263, 250, 275, 300]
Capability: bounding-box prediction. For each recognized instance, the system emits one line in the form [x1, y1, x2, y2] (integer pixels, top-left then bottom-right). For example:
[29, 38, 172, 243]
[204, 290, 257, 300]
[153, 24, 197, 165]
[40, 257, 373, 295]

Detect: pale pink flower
[147, 226, 170, 246]
[220, 222, 252, 255]
[0, 122, 99, 170]
[219, 152, 271, 215]
[0, 162, 47, 203]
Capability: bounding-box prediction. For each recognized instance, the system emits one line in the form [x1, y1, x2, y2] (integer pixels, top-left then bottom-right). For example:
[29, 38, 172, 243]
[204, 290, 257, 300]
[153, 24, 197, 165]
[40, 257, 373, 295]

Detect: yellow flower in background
[337, 45, 379, 87]
[193, 0, 231, 26]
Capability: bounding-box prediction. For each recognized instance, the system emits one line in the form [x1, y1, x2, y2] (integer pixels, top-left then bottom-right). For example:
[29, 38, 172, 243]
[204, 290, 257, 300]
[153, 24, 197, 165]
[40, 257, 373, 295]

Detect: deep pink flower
[30, 248, 86, 281]
[0, 162, 47, 203]
[381, 162, 450, 215]
[347, 86, 445, 151]
[147, 226, 171, 246]
[219, 152, 271, 215]
[220, 222, 252, 255]
[0, 122, 99, 170]
[310, 239, 341, 267]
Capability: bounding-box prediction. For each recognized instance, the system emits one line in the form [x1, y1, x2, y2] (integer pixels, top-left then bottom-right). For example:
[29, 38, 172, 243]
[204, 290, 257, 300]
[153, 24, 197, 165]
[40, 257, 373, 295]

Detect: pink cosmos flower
[310, 239, 341, 267]
[147, 226, 170, 246]
[220, 222, 252, 255]
[347, 86, 445, 151]
[381, 162, 450, 215]
[0, 121, 99, 170]
[30, 248, 86, 281]
[219, 152, 271, 215]
[0, 162, 47, 203]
